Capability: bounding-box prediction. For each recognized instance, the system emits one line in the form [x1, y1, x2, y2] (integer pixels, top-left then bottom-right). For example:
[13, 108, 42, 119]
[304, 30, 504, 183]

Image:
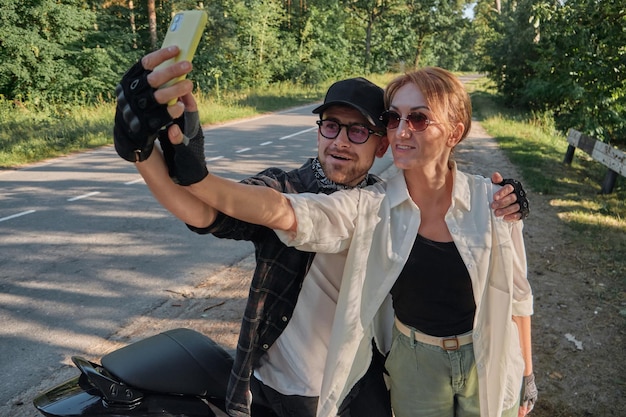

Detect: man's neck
[311, 158, 369, 191]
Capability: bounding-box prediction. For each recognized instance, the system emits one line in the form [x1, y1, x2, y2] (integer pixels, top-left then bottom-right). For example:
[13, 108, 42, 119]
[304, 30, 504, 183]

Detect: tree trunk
[148, 0, 157, 50]
[414, 36, 426, 69]
[128, 0, 137, 49]
[364, 16, 372, 74]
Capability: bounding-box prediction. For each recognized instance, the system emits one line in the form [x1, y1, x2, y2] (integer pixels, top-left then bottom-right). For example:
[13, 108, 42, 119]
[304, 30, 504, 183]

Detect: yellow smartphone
[154, 10, 208, 103]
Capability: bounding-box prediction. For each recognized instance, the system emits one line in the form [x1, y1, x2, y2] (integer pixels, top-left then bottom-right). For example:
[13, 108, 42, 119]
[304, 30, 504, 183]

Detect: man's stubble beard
[320, 156, 370, 188]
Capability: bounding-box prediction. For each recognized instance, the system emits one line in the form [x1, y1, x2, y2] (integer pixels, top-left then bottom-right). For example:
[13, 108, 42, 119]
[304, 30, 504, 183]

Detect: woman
[173, 68, 535, 417]
[375, 69, 535, 417]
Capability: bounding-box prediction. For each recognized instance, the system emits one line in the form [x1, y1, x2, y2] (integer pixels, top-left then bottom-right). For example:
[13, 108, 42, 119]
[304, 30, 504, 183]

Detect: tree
[480, 0, 540, 103]
[405, 0, 468, 69]
[482, 0, 626, 145]
[0, 0, 100, 102]
[371, 0, 474, 72]
[126, 0, 137, 48]
[343, 0, 392, 74]
[148, 0, 157, 49]
[530, 0, 626, 144]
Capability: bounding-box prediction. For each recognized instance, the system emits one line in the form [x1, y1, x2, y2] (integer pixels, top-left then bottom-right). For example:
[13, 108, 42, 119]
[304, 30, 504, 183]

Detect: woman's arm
[156, 110, 297, 232]
[186, 172, 297, 232]
[509, 219, 536, 416]
[136, 142, 297, 232]
[513, 315, 536, 417]
[137, 145, 297, 232]
[512, 315, 532, 376]
[135, 148, 218, 228]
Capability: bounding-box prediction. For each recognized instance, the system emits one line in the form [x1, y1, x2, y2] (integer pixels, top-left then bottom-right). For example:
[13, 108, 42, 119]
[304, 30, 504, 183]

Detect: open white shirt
[275, 163, 533, 417]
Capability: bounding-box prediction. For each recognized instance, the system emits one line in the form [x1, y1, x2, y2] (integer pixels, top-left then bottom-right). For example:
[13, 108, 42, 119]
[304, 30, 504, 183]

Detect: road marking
[279, 127, 316, 140]
[0, 210, 36, 223]
[4, 127, 315, 225]
[67, 191, 101, 202]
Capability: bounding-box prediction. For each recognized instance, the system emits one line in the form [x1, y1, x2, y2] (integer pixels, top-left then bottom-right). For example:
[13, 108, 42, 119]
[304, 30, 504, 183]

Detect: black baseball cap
[313, 77, 386, 129]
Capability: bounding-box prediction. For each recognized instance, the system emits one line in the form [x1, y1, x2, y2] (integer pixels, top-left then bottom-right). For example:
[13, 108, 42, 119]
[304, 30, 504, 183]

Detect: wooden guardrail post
[563, 129, 625, 194]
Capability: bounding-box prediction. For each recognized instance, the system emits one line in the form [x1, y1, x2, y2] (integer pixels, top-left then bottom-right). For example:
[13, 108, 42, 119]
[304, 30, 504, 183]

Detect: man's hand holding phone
[113, 10, 207, 162]
[113, 46, 194, 162]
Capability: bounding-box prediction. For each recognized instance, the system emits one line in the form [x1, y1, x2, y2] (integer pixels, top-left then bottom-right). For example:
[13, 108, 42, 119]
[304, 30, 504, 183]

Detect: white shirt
[255, 252, 345, 396]
[275, 163, 534, 417]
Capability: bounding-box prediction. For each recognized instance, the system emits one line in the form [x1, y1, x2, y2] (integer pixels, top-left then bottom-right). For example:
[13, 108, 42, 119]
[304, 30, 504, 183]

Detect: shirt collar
[384, 168, 412, 209]
[449, 161, 471, 212]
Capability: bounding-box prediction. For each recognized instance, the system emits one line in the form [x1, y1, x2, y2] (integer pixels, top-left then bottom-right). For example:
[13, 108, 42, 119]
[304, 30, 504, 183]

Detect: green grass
[193, 81, 329, 124]
[0, 74, 405, 169]
[467, 76, 625, 288]
[0, 100, 116, 168]
[0, 81, 334, 169]
[469, 77, 625, 221]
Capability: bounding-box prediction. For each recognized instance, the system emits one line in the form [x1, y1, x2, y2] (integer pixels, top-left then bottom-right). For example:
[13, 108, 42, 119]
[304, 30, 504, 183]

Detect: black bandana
[311, 157, 368, 192]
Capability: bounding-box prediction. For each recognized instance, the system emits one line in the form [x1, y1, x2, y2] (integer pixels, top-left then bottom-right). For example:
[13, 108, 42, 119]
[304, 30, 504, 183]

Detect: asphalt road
[0, 103, 394, 414]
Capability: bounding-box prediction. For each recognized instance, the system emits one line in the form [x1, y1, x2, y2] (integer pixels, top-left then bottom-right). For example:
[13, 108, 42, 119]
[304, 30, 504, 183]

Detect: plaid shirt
[188, 159, 380, 416]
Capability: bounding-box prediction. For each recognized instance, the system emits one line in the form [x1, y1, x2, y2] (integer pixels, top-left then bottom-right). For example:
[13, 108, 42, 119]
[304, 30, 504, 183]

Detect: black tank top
[390, 234, 476, 337]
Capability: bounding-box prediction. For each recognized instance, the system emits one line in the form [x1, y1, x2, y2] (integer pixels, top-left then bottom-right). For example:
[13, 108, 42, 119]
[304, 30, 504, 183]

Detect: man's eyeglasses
[316, 119, 383, 144]
[379, 111, 439, 132]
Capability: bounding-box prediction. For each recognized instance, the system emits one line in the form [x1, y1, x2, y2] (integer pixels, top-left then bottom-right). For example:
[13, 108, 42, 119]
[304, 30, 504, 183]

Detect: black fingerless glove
[520, 373, 538, 412]
[159, 111, 208, 186]
[498, 178, 530, 220]
[113, 60, 173, 162]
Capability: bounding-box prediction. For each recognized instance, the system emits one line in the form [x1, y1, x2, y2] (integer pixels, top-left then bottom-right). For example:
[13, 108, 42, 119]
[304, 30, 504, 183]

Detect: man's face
[317, 106, 388, 187]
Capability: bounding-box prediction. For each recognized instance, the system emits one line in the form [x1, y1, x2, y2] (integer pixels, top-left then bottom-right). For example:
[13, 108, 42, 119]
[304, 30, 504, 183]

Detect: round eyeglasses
[379, 110, 439, 132]
[316, 119, 383, 144]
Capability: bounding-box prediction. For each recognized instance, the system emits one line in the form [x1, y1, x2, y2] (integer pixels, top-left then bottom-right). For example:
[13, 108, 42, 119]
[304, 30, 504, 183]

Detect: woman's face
[386, 82, 453, 171]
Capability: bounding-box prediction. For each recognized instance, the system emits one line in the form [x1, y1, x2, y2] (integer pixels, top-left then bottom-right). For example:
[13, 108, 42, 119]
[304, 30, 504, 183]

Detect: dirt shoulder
[11, 121, 624, 417]
[457, 123, 625, 417]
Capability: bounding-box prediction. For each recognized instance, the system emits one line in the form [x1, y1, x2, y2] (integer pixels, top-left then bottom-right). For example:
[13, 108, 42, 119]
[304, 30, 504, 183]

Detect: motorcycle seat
[101, 328, 233, 398]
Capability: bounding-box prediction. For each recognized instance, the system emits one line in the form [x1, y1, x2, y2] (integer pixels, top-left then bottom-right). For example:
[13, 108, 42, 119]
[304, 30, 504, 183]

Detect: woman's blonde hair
[384, 67, 472, 144]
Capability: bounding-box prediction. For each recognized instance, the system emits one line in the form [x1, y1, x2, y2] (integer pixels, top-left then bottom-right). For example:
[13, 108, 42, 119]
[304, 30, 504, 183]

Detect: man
[113, 47, 528, 417]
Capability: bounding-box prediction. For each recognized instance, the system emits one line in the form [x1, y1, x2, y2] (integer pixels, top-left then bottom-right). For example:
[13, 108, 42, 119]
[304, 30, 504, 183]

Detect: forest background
[0, 0, 625, 158]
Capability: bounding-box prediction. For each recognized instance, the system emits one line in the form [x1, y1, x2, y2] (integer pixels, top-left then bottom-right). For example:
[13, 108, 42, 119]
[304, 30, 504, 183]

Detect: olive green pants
[385, 325, 519, 417]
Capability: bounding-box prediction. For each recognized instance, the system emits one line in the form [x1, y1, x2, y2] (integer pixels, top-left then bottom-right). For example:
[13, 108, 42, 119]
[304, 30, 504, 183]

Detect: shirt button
[262, 344, 269, 350]
[281, 316, 288, 322]
[467, 263, 473, 269]
[451, 227, 458, 234]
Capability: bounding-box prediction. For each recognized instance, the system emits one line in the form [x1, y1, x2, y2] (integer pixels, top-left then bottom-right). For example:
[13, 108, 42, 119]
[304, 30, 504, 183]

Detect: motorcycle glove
[159, 111, 207, 185]
[520, 372, 538, 412]
[113, 59, 173, 162]
[498, 178, 530, 220]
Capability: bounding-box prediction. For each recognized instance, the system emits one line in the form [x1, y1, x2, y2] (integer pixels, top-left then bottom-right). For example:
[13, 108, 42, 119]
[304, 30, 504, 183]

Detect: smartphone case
[154, 10, 208, 93]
